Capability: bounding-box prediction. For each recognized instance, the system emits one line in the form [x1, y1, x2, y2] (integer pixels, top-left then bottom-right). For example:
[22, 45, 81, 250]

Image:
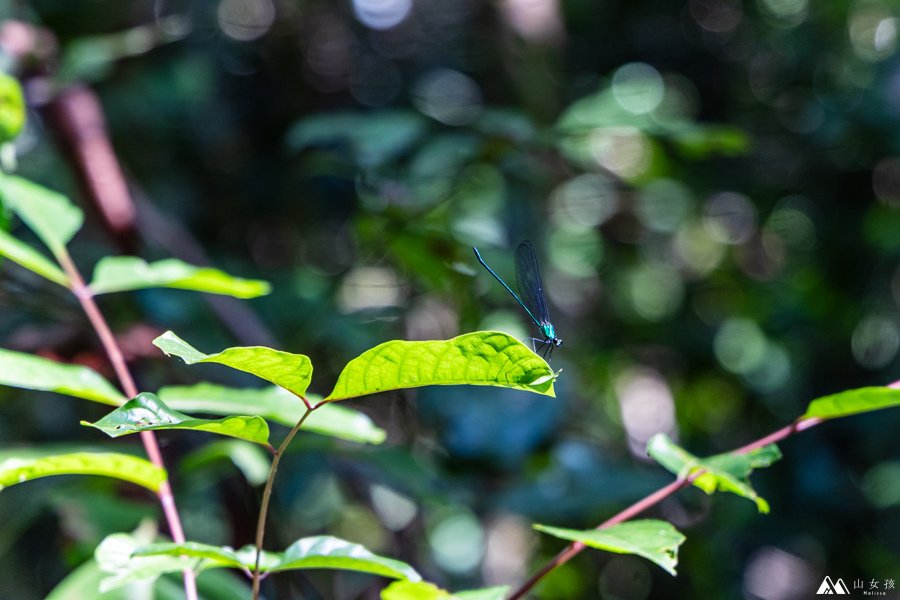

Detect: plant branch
[57, 249, 198, 600]
[507, 415, 824, 600]
[252, 402, 316, 600]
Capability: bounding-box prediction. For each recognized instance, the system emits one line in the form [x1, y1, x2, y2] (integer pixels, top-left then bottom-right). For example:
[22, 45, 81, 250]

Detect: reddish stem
[58, 250, 198, 600]
[507, 415, 828, 599]
[507, 477, 690, 600]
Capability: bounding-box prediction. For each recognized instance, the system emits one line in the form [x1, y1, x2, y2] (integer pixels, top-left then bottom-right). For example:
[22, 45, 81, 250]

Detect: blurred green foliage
[2, 0, 900, 598]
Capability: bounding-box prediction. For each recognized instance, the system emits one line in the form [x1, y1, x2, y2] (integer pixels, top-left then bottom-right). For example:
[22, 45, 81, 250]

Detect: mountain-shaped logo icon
[816, 576, 850, 594]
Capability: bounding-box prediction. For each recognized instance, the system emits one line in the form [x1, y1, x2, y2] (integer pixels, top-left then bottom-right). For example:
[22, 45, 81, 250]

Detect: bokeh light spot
[547, 229, 603, 277]
[612, 63, 665, 115]
[744, 342, 792, 393]
[674, 222, 725, 276]
[759, 0, 809, 26]
[371, 484, 418, 530]
[217, 0, 275, 41]
[849, 3, 897, 61]
[500, 0, 563, 42]
[413, 69, 484, 126]
[428, 509, 485, 574]
[851, 314, 900, 369]
[653, 74, 701, 123]
[704, 191, 757, 244]
[589, 126, 652, 179]
[616, 368, 677, 457]
[484, 515, 532, 585]
[861, 462, 900, 508]
[353, 0, 413, 30]
[714, 318, 767, 374]
[636, 178, 694, 233]
[690, 0, 743, 34]
[338, 267, 403, 312]
[744, 546, 816, 600]
[479, 310, 530, 344]
[628, 263, 684, 321]
[765, 199, 817, 251]
[551, 174, 619, 230]
[873, 156, 900, 206]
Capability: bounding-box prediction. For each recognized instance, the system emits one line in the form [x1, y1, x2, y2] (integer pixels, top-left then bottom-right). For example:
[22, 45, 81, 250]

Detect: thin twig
[57, 249, 198, 600]
[252, 403, 316, 599]
[507, 415, 826, 599]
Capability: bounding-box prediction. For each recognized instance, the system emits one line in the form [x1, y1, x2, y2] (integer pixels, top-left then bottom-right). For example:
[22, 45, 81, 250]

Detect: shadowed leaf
[180, 440, 271, 486]
[0, 229, 68, 285]
[534, 520, 686, 576]
[0, 174, 83, 254]
[647, 434, 781, 513]
[0, 349, 125, 405]
[82, 392, 270, 445]
[158, 383, 385, 444]
[89, 256, 270, 298]
[127, 535, 421, 583]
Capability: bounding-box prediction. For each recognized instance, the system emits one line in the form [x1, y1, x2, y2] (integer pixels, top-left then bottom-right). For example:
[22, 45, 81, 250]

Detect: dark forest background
[1, 0, 900, 598]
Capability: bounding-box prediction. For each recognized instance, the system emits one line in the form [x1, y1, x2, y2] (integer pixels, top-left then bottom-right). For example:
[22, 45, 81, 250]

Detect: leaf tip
[151, 330, 177, 355]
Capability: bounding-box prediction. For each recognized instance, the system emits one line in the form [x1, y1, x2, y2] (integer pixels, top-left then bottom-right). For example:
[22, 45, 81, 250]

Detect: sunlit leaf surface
[0, 451, 166, 492]
[153, 331, 313, 397]
[325, 331, 556, 401]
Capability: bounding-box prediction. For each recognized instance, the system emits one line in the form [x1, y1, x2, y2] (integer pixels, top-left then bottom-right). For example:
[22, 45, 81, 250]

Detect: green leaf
[180, 440, 271, 486]
[381, 582, 510, 600]
[96, 530, 192, 593]
[0, 174, 83, 255]
[802, 386, 900, 420]
[272, 536, 420, 579]
[325, 331, 556, 401]
[287, 109, 427, 168]
[46, 557, 140, 600]
[157, 383, 386, 444]
[88, 256, 271, 298]
[131, 535, 421, 581]
[153, 331, 313, 397]
[92, 527, 251, 598]
[646, 433, 781, 513]
[534, 520, 686, 576]
[0, 228, 69, 285]
[454, 587, 509, 600]
[134, 541, 245, 569]
[0, 74, 26, 143]
[82, 392, 270, 445]
[382, 581, 449, 600]
[671, 124, 751, 159]
[0, 348, 125, 405]
[48, 556, 247, 600]
[0, 451, 166, 492]
[304, 402, 387, 444]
